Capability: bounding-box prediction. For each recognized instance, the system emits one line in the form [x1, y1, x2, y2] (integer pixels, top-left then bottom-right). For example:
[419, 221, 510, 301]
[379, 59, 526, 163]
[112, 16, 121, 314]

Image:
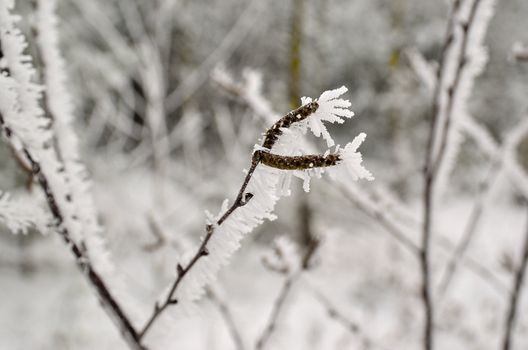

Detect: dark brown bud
[262, 101, 319, 150]
[258, 152, 340, 171]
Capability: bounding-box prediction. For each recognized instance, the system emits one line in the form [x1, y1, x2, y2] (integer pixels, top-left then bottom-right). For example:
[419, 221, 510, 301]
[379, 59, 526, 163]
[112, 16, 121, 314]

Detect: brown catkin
[257, 151, 340, 171]
[262, 101, 319, 150]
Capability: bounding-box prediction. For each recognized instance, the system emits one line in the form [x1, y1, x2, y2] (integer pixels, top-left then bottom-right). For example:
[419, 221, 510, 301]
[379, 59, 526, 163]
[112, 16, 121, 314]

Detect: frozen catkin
[161, 86, 373, 319]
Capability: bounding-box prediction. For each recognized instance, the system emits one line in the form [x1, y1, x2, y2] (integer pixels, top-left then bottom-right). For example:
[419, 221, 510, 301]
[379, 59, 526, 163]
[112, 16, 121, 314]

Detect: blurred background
[2, 0, 528, 349]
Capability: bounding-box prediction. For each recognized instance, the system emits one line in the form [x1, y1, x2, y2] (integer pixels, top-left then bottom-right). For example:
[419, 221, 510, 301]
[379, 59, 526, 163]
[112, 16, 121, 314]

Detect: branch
[501, 205, 528, 350]
[431, 0, 482, 176]
[312, 289, 386, 350]
[255, 236, 319, 350]
[215, 59, 508, 297]
[255, 272, 300, 350]
[421, 1, 485, 348]
[437, 114, 528, 297]
[0, 113, 144, 350]
[206, 287, 245, 350]
[138, 101, 321, 340]
[436, 161, 500, 296]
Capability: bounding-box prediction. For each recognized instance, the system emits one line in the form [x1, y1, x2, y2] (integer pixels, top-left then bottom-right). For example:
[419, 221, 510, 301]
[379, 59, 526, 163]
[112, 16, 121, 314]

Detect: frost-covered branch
[436, 115, 528, 296]
[139, 86, 372, 340]
[422, 1, 496, 348]
[0, 2, 143, 349]
[408, 48, 528, 200]
[215, 66, 507, 297]
[0, 112, 144, 349]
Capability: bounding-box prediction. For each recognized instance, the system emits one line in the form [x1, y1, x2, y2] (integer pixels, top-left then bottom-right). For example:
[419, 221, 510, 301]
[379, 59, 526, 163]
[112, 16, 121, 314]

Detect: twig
[207, 288, 246, 350]
[138, 101, 321, 340]
[334, 180, 508, 296]
[421, 1, 475, 348]
[436, 160, 501, 297]
[426, 0, 462, 169]
[431, 0, 482, 175]
[418, 175, 435, 350]
[501, 205, 528, 350]
[312, 290, 386, 350]
[142, 215, 167, 252]
[255, 272, 301, 350]
[436, 116, 528, 299]
[334, 182, 421, 255]
[255, 236, 320, 350]
[214, 62, 509, 295]
[0, 113, 144, 350]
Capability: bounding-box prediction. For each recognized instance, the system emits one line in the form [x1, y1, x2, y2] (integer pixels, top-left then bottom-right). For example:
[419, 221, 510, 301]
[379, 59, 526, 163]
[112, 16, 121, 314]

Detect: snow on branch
[139, 86, 373, 340]
[430, 0, 497, 196]
[215, 66, 505, 297]
[421, 1, 497, 348]
[0, 3, 144, 349]
[408, 38, 528, 200]
[34, 0, 125, 282]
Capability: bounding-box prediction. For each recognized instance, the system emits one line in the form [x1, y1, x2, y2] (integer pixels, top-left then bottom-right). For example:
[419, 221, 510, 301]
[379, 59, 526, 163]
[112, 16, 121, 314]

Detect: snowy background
[1, 0, 528, 349]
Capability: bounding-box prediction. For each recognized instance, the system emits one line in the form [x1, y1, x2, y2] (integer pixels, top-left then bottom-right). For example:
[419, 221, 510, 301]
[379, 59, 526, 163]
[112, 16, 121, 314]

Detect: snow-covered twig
[408, 49, 528, 200]
[422, 1, 496, 348]
[436, 113, 528, 297]
[421, 0, 463, 346]
[215, 66, 507, 297]
[0, 113, 144, 349]
[0, 2, 143, 349]
[139, 87, 372, 340]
